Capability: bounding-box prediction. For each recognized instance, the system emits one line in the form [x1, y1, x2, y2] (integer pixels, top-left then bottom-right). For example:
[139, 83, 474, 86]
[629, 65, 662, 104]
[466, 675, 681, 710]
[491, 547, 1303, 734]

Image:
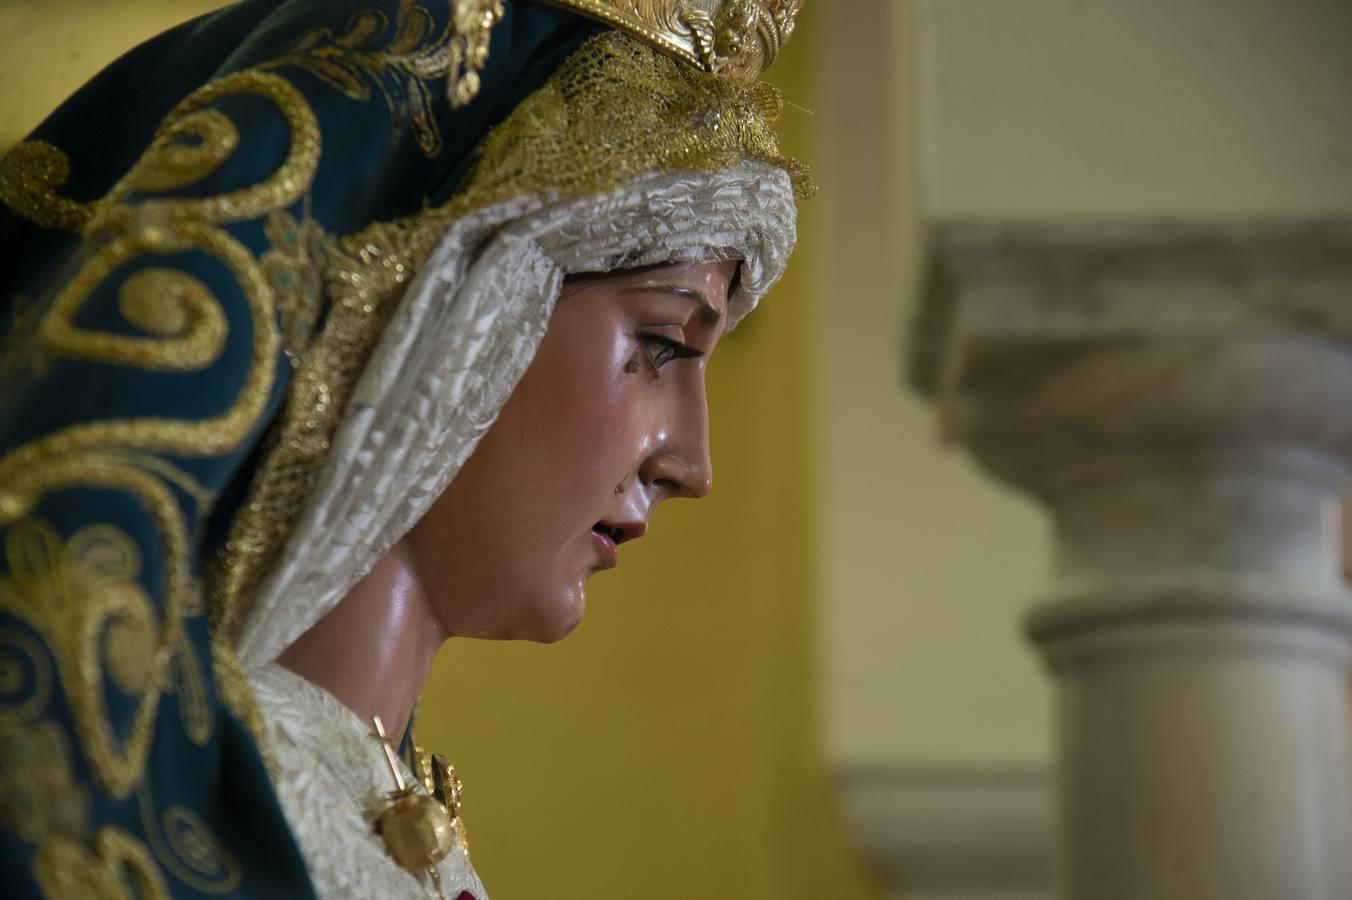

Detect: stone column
[911, 221, 1352, 899]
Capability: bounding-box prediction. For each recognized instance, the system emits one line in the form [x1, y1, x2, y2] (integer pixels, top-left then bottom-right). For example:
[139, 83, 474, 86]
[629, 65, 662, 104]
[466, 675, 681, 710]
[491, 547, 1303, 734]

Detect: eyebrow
[620, 283, 724, 329]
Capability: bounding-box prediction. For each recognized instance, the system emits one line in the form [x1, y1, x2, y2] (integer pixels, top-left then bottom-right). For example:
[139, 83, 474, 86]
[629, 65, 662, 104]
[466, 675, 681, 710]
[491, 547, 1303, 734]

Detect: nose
[638, 387, 713, 500]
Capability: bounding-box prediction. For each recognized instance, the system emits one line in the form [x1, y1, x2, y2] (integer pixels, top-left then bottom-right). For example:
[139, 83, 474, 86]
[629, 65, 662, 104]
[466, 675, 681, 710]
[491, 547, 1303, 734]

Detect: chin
[524, 584, 587, 644]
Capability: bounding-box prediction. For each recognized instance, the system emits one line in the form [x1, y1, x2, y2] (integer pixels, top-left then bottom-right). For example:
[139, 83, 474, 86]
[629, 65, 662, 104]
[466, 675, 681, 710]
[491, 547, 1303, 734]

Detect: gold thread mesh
[455, 28, 814, 209]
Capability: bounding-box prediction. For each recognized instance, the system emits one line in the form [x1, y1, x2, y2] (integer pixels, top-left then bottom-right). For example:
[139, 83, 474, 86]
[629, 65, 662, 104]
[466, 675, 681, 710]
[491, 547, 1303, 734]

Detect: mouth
[590, 526, 618, 570]
[590, 520, 646, 570]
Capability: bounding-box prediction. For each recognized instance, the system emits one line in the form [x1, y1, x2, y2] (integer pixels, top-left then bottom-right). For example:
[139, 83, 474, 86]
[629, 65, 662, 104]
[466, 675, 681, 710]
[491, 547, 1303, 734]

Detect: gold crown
[537, 1, 802, 78]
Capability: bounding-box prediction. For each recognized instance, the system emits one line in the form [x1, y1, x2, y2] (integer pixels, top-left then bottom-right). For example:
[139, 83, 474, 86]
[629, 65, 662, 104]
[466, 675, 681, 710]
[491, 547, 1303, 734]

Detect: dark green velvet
[0, 2, 599, 896]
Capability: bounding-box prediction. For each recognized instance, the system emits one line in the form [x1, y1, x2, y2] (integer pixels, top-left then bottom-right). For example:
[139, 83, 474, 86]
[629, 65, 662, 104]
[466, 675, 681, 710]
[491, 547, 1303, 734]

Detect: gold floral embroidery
[265, 4, 458, 156]
[261, 209, 329, 363]
[0, 517, 176, 799]
[1, 57, 323, 810]
[0, 717, 89, 844]
[137, 784, 243, 894]
[33, 826, 169, 900]
[0, 141, 97, 235]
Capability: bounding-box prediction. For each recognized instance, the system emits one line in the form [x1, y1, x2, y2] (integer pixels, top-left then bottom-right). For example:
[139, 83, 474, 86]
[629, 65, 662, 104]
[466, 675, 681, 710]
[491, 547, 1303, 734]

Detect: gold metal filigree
[446, 1, 506, 108]
[415, 745, 469, 853]
[371, 716, 457, 899]
[538, 0, 801, 78]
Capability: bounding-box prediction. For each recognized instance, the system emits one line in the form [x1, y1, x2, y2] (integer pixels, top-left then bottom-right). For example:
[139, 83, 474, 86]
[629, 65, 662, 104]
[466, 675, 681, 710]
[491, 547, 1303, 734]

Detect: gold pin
[371, 716, 454, 899]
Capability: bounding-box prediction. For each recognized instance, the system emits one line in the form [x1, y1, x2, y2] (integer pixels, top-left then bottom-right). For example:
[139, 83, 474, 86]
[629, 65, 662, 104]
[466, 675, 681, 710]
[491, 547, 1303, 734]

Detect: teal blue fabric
[0, 2, 598, 896]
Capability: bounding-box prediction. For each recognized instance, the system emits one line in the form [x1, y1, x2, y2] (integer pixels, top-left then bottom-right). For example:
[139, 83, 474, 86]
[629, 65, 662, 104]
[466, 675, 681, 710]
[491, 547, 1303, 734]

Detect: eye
[638, 333, 701, 374]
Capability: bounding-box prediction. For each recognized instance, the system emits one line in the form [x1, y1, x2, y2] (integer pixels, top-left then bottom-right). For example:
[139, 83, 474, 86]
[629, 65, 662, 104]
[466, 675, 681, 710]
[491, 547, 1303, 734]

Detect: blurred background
[3, 1, 1350, 898]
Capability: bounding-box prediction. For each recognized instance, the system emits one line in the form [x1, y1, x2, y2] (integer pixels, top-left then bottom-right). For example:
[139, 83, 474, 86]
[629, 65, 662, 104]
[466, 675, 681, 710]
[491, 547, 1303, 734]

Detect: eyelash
[638, 333, 701, 374]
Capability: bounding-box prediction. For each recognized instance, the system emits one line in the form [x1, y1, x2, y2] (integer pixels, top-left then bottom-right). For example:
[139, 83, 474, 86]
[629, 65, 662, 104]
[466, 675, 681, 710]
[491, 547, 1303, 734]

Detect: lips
[590, 520, 647, 570]
[590, 527, 618, 569]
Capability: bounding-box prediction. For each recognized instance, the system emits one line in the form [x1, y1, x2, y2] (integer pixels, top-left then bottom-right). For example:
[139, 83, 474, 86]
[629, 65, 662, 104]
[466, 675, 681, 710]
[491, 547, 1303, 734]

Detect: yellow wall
[0, 1, 231, 146]
[814, 1, 1055, 772]
[0, 4, 883, 898]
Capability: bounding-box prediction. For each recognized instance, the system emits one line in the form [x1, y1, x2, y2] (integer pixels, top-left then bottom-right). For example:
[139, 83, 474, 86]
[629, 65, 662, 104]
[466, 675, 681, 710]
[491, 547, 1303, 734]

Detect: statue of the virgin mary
[0, 1, 810, 896]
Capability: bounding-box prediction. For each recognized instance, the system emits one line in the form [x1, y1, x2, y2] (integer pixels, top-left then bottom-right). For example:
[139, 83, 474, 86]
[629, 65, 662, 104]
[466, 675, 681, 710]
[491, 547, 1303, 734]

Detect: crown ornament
[536, 1, 802, 78]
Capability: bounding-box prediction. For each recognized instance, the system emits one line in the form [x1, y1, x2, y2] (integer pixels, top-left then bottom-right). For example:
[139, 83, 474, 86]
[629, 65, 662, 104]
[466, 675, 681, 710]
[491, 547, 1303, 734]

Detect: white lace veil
[235, 161, 796, 668]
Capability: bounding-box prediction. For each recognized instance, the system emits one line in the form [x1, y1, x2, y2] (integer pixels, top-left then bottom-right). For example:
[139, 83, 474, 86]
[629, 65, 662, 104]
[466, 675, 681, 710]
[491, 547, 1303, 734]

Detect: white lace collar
[249, 663, 486, 900]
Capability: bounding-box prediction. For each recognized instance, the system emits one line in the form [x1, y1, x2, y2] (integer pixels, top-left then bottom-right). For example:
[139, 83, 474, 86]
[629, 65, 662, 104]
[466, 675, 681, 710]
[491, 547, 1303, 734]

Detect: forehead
[570, 260, 737, 308]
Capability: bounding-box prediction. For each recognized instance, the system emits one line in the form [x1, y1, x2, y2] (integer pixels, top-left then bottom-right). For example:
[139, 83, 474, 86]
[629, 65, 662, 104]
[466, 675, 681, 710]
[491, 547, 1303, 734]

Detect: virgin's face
[404, 259, 737, 642]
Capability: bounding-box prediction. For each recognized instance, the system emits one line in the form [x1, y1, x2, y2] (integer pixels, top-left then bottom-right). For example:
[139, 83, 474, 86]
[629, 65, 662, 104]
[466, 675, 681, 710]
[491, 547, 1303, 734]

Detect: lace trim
[249, 664, 486, 900]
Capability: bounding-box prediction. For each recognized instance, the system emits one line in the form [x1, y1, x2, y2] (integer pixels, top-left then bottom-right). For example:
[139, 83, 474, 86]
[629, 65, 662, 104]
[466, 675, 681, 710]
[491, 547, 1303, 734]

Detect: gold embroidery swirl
[33, 826, 170, 900]
[0, 62, 326, 797]
[96, 70, 319, 228]
[0, 219, 278, 488]
[0, 627, 54, 723]
[42, 268, 228, 372]
[121, 109, 241, 195]
[0, 141, 97, 235]
[137, 783, 243, 894]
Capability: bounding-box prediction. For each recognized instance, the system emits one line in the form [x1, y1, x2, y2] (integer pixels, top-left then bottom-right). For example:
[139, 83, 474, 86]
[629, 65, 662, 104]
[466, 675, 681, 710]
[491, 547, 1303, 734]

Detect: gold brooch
[371, 716, 469, 899]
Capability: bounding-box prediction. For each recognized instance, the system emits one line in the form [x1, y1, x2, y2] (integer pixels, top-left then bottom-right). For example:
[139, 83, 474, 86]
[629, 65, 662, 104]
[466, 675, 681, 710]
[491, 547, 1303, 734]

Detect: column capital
[910, 220, 1352, 495]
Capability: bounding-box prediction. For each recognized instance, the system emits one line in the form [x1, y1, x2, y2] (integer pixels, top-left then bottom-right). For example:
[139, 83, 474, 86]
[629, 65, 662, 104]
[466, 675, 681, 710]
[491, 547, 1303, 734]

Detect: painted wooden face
[404, 259, 737, 642]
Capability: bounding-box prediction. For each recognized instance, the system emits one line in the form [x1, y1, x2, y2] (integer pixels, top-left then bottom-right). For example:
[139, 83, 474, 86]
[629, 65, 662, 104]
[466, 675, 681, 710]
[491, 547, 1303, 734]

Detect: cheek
[521, 314, 649, 459]
[523, 339, 652, 505]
